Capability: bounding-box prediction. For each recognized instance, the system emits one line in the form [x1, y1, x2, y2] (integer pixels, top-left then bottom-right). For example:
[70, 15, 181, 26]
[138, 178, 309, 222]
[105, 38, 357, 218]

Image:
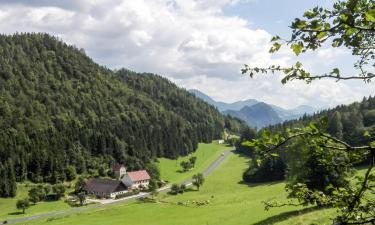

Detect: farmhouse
[85, 178, 128, 198]
[122, 170, 151, 189]
[112, 164, 127, 179]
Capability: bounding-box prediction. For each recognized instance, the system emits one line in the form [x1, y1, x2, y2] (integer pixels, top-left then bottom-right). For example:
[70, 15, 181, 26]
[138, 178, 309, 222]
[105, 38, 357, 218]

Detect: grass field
[22, 150, 341, 225]
[0, 141, 232, 223]
[0, 184, 71, 222]
[157, 141, 232, 184]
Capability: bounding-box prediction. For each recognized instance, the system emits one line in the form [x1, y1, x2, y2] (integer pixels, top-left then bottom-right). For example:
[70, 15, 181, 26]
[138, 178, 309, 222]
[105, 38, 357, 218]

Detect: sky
[0, 0, 373, 109]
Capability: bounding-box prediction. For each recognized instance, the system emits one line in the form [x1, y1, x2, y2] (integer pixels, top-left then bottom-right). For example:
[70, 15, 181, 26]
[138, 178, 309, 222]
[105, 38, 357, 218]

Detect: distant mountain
[189, 89, 258, 111]
[223, 103, 283, 128]
[289, 105, 316, 115]
[270, 104, 316, 121]
[189, 89, 318, 128]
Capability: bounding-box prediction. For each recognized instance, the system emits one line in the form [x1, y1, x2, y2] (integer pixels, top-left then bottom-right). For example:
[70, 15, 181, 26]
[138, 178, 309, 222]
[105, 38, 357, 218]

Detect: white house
[112, 164, 127, 179]
[121, 170, 151, 189]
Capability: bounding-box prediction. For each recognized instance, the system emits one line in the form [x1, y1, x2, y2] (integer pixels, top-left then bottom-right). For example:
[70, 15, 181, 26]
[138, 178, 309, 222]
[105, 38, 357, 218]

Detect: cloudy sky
[0, 0, 374, 109]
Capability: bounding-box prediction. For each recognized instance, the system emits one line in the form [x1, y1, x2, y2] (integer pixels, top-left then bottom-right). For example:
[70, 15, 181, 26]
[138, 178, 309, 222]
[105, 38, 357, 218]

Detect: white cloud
[0, 0, 373, 109]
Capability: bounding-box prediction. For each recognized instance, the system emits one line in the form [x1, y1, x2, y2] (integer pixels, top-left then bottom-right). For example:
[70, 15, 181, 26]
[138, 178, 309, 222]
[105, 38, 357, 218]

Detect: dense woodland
[268, 96, 375, 146]
[243, 96, 375, 183]
[0, 33, 245, 197]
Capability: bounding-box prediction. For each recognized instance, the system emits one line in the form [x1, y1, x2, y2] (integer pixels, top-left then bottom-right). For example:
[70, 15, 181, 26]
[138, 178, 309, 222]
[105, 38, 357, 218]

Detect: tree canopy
[242, 0, 375, 224]
[0, 33, 246, 197]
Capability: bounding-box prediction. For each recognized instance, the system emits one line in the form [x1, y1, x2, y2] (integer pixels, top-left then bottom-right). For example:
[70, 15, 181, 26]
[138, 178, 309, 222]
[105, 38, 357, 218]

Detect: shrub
[170, 184, 180, 195]
[16, 198, 30, 214]
[179, 184, 186, 194]
[242, 157, 285, 183]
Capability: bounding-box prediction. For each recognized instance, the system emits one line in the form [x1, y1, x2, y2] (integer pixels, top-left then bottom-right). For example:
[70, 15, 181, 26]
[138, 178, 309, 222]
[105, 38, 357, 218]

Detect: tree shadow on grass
[237, 180, 282, 188]
[8, 211, 23, 216]
[253, 206, 322, 225]
[184, 187, 198, 193]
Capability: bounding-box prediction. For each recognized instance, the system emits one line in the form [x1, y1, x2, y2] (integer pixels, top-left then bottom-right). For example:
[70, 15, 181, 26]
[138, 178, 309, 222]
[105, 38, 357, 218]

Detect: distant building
[112, 164, 127, 179]
[218, 140, 225, 144]
[85, 178, 128, 198]
[122, 170, 151, 189]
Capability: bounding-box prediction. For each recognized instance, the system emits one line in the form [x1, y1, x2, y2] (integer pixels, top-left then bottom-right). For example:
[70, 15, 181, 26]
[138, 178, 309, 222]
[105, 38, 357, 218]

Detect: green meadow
[157, 141, 232, 184]
[0, 184, 71, 221]
[0, 141, 231, 222]
[21, 149, 339, 225]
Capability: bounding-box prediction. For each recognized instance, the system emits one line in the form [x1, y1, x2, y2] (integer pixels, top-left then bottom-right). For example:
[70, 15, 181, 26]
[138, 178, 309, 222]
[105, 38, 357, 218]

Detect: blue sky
[224, 0, 331, 36]
[0, 0, 373, 109]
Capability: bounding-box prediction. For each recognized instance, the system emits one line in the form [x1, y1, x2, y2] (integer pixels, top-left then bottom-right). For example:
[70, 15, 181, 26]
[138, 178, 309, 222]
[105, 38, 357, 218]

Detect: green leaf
[308, 123, 319, 132]
[365, 9, 375, 22]
[270, 153, 279, 157]
[291, 43, 303, 56]
[331, 68, 340, 77]
[316, 32, 327, 40]
[295, 61, 302, 69]
[363, 130, 370, 137]
[269, 42, 281, 53]
[295, 20, 307, 29]
[271, 36, 281, 42]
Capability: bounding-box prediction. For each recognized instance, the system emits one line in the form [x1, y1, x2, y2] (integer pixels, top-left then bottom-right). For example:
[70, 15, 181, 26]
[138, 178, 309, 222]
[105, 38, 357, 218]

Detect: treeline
[242, 96, 375, 184]
[0, 33, 245, 197]
[266, 96, 375, 146]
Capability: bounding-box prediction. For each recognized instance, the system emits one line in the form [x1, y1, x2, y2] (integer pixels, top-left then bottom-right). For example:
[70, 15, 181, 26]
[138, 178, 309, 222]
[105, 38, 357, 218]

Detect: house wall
[110, 190, 128, 198]
[131, 180, 149, 189]
[114, 167, 127, 179]
[87, 190, 128, 199]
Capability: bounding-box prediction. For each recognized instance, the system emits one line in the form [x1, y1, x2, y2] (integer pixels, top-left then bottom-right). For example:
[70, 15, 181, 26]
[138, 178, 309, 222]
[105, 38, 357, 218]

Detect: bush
[52, 184, 66, 199]
[179, 184, 186, 194]
[180, 161, 192, 172]
[170, 184, 180, 195]
[16, 198, 30, 214]
[28, 187, 46, 204]
[170, 184, 187, 195]
[66, 166, 77, 181]
[243, 157, 285, 183]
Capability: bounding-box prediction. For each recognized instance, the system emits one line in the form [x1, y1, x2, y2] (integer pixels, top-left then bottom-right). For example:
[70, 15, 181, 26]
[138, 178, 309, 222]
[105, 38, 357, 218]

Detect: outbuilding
[85, 178, 128, 198]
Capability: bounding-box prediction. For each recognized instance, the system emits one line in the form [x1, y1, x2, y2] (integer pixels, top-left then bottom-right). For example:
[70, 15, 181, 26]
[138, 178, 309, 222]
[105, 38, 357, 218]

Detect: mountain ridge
[189, 89, 317, 128]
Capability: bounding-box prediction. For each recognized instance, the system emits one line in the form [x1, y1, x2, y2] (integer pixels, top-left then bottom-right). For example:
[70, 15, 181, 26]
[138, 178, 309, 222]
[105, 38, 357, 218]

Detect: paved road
[4, 150, 234, 224]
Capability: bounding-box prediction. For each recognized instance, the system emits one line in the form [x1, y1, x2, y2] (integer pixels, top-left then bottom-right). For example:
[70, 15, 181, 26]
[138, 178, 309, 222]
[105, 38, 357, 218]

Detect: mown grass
[4, 141, 371, 225]
[157, 141, 232, 184]
[0, 141, 231, 223]
[23, 151, 339, 225]
[0, 184, 71, 222]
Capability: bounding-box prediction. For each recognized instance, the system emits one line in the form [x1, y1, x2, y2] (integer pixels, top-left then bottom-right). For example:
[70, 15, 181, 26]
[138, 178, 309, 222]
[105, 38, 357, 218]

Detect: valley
[4, 144, 343, 225]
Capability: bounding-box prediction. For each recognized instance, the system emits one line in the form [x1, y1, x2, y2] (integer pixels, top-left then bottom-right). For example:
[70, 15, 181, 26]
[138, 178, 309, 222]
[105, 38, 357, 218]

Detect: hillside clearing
[21, 150, 342, 225]
[157, 141, 232, 184]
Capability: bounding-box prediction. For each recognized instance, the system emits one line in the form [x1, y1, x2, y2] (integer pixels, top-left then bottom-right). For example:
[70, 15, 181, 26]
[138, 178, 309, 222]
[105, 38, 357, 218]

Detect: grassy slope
[0, 184, 70, 221]
[23, 151, 340, 225]
[0, 141, 230, 222]
[157, 141, 232, 184]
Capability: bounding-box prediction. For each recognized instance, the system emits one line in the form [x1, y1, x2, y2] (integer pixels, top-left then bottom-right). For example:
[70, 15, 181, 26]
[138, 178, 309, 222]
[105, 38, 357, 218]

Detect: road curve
[4, 149, 234, 224]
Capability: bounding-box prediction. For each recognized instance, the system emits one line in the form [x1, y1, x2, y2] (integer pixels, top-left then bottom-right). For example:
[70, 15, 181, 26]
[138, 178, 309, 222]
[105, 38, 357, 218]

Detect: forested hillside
[242, 97, 375, 184]
[266, 97, 375, 146]
[0, 33, 244, 196]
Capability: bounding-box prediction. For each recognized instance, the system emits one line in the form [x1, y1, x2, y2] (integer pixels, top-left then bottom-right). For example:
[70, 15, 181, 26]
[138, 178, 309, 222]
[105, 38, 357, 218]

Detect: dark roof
[85, 178, 127, 193]
[112, 164, 125, 172]
[126, 170, 151, 182]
